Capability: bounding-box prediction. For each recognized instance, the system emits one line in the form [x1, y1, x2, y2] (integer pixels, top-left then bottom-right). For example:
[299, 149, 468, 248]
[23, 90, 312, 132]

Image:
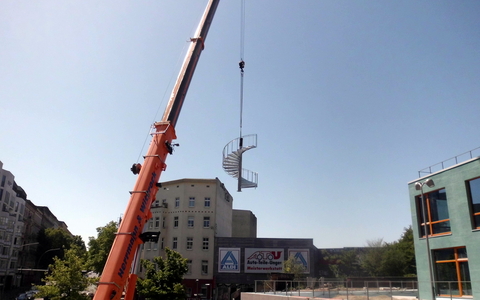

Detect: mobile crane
[93, 1, 220, 300]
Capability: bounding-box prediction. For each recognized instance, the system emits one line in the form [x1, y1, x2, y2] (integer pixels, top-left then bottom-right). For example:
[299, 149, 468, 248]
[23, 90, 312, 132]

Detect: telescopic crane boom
[93, 2, 220, 300]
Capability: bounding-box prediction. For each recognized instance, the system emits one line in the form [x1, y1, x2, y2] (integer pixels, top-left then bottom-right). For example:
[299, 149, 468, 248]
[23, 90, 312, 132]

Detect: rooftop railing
[418, 146, 480, 177]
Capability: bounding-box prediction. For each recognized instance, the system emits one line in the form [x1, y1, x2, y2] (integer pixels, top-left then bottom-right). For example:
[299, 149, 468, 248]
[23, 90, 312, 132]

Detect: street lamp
[36, 248, 61, 269]
[196, 279, 199, 300]
[415, 178, 436, 300]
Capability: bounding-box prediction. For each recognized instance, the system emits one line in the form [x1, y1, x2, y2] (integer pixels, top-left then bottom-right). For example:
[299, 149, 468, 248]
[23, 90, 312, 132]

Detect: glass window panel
[434, 248, 455, 262]
[474, 214, 480, 228]
[436, 282, 458, 296]
[430, 189, 449, 221]
[457, 248, 468, 259]
[460, 261, 472, 295]
[468, 178, 480, 213]
[432, 220, 450, 234]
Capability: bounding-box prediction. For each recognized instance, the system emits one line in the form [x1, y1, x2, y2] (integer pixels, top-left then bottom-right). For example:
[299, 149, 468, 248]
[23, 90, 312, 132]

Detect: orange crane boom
[93, 1, 220, 300]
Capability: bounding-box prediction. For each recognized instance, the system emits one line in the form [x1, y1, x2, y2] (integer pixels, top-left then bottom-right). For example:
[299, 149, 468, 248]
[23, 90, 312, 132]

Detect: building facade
[138, 177, 320, 300]
[215, 237, 319, 298]
[0, 161, 71, 289]
[139, 178, 234, 299]
[0, 161, 26, 290]
[408, 156, 480, 299]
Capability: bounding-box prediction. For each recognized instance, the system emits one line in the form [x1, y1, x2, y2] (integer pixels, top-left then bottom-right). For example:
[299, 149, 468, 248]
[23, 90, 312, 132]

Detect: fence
[253, 279, 476, 299]
[254, 279, 418, 300]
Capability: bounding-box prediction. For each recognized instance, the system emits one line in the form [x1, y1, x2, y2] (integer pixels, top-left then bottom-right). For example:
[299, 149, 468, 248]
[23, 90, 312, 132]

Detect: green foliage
[35, 246, 95, 300]
[36, 228, 86, 269]
[359, 238, 386, 277]
[359, 227, 416, 277]
[283, 256, 307, 280]
[137, 248, 188, 300]
[320, 249, 365, 278]
[323, 227, 416, 278]
[87, 220, 118, 274]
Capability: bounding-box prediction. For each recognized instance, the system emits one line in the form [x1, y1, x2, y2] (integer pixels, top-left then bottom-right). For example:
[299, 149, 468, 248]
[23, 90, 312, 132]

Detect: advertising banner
[288, 249, 310, 273]
[245, 248, 284, 273]
[218, 248, 240, 273]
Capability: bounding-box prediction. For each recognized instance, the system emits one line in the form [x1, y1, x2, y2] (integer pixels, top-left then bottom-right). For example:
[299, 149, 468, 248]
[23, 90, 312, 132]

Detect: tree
[283, 256, 307, 280]
[36, 228, 86, 269]
[320, 249, 365, 278]
[380, 226, 416, 276]
[87, 221, 118, 274]
[137, 248, 188, 300]
[35, 245, 95, 300]
[359, 238, 387, 277]
[358, 227, 416, 277]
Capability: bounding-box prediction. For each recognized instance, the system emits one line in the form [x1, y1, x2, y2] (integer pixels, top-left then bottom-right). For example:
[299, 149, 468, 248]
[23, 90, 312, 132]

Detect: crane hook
[239, 60, 245, 72]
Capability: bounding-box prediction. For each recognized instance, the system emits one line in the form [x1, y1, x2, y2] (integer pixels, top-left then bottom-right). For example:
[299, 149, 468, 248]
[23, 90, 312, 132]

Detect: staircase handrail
[222, 134, 257, 158]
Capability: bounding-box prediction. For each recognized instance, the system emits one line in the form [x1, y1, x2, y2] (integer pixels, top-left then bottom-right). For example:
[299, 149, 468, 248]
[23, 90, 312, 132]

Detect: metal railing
[222, 134, 257, 159]
[253, 279, 475, 300]
[418, 146, 480, 177]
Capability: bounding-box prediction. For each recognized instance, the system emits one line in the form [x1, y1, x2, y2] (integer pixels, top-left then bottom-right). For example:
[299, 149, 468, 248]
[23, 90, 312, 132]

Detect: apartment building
[0, 161, 26, 289]
[139, 178, 234, 298]
[408, 155, 480, 299]
[0, 161, 71, 289]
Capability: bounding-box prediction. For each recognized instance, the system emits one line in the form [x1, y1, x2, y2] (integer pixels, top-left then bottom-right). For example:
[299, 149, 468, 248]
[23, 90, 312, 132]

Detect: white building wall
[139, 178, 233, 281]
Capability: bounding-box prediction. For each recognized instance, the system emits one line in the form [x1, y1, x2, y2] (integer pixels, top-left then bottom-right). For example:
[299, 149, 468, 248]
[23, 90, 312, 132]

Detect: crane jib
[139, 171, 157, 213]
[118, 224, 139, 278]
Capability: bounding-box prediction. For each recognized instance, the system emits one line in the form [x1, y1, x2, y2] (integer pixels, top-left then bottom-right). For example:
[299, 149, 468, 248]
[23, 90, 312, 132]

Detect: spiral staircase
[222, 134, 258, 191]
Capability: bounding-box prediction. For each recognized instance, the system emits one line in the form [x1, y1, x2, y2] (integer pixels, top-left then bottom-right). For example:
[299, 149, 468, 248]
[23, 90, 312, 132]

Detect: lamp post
[196, 279, 199, 300]
[18, 242, 40, 287]
[415, 178, 436, 300]
[36, 248, 61, 269]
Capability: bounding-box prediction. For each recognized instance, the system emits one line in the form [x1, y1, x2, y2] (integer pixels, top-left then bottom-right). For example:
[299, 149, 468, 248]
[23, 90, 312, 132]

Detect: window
[467, 177, 480, 228]
[162, 217, 166, 228]
[175, 197, 180, 208]
[202, 237, 209, 250]
[174, 216, 179, 228]
[186, 260, 192, 274]
[186, 237, 193, 250]
[161, 237, 164, 249]
[153, 199, 159, 207]
[148, 221, 153, 229]
[433, 247, 471, 296]
[189, 197, 195, 207]
[155, 217, 160, 228]
[153, 242, 158, 250]
[201, 260, 208, 275]
[188, 216, 194, 228]
[203, 216, 210, 228]
[204, 197, 211, 207]
[172, 237, 178, 249]
[416, 188, 450, 237]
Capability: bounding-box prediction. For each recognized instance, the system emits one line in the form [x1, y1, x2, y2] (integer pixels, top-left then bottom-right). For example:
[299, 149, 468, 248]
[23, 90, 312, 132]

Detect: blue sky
[1, 0, 479, 248]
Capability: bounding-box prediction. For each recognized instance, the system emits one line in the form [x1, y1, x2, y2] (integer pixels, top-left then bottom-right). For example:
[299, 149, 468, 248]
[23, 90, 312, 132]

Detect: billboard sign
[218, 248, 240, 273]
[245, 248, 284, 273]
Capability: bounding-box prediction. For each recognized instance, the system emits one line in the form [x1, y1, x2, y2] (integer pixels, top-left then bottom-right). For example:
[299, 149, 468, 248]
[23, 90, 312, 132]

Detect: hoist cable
[239, 0, 246, 140]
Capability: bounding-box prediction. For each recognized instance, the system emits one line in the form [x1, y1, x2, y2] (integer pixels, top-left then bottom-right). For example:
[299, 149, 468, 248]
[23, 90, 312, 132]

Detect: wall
[408, 157, 480, 299]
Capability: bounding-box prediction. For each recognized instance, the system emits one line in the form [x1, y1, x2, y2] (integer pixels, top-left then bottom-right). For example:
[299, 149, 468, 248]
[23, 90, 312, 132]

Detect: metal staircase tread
[222, 135, 258, 189]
